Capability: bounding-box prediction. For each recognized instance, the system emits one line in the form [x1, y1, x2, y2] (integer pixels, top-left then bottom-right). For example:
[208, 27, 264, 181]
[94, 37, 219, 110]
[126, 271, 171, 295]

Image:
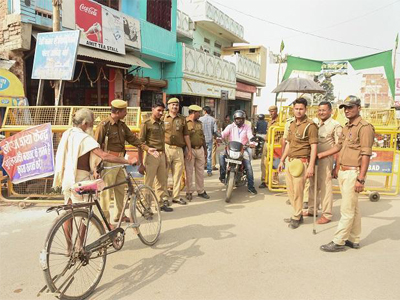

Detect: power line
[210, 0, 400, 54]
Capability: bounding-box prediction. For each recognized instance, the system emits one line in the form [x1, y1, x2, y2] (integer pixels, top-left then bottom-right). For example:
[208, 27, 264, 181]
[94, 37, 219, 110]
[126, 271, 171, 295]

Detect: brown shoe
[317, 216, 331, 224]
[302, 211, 317, 217]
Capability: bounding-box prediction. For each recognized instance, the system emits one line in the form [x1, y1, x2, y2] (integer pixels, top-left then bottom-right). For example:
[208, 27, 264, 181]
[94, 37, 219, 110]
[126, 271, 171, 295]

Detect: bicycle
[38, 164, 161, 299]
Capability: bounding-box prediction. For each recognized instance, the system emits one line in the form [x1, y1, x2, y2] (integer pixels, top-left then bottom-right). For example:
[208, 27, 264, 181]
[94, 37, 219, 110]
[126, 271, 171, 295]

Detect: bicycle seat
[72, 179, 105, 195]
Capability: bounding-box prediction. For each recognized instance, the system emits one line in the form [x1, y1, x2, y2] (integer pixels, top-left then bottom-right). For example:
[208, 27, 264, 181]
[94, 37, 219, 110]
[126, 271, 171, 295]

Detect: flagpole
[275, 40, 285, 106]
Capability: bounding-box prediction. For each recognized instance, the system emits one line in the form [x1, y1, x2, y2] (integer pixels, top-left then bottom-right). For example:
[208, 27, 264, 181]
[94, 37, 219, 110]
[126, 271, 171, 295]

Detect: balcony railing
[177, 10, 194, 39]
[182, 43, 236, 86]
[224, 54, 264, 86]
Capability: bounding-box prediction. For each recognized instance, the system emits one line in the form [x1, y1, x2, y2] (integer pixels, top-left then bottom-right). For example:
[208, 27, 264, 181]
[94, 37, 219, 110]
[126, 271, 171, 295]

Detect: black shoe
[198, 191, 210, 199]
[172, 198, 187, 205]
[248, 187, 257, 195]
[288, 218, 301, 229]
[186, 193, 192, 201]
[212, 166, 218, 171]
[320, 241, 345, 252]
[160, 204, 173, 212]
[345, 240, 360, 249]
[284, 215, 303, 224]
[219, 177, 225, 184]
[259, 182, 267, 189]
[286, 199, 291, 205]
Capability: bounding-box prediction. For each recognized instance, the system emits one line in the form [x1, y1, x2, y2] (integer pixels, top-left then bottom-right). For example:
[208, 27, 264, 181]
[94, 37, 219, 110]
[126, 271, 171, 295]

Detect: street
[1, 159, 400, 300]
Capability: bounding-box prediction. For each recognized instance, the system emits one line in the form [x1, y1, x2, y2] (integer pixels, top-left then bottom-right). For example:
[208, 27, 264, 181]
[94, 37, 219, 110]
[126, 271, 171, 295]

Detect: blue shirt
[199, 114, 217, 143]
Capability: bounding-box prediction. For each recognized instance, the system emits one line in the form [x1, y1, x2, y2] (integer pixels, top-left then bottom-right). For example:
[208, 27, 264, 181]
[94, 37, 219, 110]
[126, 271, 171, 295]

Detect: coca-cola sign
[79, 3, 98, 16]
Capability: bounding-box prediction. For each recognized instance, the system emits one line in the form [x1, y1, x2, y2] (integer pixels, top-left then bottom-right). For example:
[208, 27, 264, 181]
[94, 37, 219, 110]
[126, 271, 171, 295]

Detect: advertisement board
[321, 61, 348, 75]
[75, 0, 125, 54]
[0, 124, 54, 184]
[122, 13, 141, 49]
[31, 30, 80, 80]
[368, 150, 394, 174]
[0, 69, 26, 107]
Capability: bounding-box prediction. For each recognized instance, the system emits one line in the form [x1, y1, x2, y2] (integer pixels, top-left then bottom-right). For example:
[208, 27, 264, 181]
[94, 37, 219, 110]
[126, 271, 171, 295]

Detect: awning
[0, 69, 26, 107]
[77, 46, 151, 69]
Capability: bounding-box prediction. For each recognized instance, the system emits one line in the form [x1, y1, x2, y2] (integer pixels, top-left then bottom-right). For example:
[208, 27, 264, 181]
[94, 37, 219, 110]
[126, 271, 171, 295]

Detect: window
[94, 0, 119, 10]
[214, 51, 221, 57]
[234, 50, 240, 55]
[147, 0, 172, 31]
[204, 38, 210, 44]
[214, 42, 222, 49]
[250, 48, 256, 53]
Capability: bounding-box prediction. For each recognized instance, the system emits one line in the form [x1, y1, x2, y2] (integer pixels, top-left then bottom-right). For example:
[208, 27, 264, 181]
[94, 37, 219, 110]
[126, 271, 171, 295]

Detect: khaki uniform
[162, 113, 189, 200]
[140, 116, 168, 204]
[308, 117, 342, 220]
[95, 116, 142, 222]
[261, 117, 278, 184]
[285, 116, 318, 220]
[332, 116, 374, 245]
[185, 117, 206, 194]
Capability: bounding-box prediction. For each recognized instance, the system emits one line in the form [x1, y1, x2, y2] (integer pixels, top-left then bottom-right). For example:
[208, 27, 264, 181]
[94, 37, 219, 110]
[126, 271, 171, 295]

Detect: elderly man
[53, 108, 131, 206]
[199, 106, 218, 176]
[303, 101, 342, 224]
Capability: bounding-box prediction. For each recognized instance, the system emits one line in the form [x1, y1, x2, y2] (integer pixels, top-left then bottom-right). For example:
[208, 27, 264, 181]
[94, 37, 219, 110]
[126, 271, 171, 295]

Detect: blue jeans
[206, 141, 213, 174]
[219, 151, 254, 188]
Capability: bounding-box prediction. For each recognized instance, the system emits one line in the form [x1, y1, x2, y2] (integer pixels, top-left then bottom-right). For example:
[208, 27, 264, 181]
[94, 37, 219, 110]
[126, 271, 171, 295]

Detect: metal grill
[11, 177, 58, 197]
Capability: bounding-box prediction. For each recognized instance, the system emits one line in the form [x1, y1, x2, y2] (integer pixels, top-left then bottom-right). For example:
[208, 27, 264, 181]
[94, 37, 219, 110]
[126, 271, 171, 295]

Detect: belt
[107, 150, 124, 157]
[340, 166, 359, 171]
[193, 146, 203, 150]
[166, 144, 181, 149]
[288, 157, 309, 163]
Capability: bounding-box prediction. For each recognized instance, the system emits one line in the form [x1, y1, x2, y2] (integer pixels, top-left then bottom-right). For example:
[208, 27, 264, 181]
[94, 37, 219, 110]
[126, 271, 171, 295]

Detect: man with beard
[95, 100, 150, 223]
[53, 108, 131, 206]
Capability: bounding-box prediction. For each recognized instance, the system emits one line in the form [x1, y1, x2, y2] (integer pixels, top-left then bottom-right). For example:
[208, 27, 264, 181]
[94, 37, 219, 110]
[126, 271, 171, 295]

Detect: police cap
[167, 97, 180, 104]
[188, 105, 202, 112]
[111, 99, 127, 109]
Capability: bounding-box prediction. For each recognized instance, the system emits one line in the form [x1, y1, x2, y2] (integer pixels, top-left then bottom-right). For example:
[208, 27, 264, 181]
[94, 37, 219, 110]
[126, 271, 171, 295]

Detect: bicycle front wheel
[41, 209, 106, 300]
[130, 185, 161, 246]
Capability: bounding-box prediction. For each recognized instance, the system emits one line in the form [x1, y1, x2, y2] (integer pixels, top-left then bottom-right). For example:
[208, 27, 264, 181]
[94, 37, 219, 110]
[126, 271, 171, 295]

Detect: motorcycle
[221, 140, 249, 203]
[250, 134, 265, 159]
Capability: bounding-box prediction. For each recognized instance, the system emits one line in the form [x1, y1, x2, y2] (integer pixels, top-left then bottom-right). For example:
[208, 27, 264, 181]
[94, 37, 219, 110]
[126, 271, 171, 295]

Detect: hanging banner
[368, 150, 394, 173]
[321, 61, 348, 75]
[0, 123, 54, 184]
[75, 0, 125, 54]
[32, 30, 80, 80]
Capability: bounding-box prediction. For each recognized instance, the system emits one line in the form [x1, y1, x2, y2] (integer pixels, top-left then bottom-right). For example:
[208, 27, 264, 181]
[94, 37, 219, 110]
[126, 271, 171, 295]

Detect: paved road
[1, 160, 399, 300]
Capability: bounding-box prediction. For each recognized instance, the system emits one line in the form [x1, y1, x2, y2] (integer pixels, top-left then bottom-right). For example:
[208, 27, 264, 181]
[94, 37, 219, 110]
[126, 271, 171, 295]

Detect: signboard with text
[0, 124, 54, 184]
[75, 0, 125, 54]
[368, 150, 394, 174]
[321, 61, 348, 75]
[32, 30, 80, 80]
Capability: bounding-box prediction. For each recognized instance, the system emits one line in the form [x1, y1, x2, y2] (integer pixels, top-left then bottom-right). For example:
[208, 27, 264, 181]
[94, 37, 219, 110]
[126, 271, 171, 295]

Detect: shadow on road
[92, 223, 236, 300]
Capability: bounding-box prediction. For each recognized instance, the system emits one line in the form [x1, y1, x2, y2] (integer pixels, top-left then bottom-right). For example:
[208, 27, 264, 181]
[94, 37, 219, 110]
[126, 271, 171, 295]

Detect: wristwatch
[357, 178, 365, 185]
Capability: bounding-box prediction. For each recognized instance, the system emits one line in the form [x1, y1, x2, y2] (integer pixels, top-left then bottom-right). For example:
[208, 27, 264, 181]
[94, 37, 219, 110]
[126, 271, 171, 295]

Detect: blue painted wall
[164, 43, 183, 94]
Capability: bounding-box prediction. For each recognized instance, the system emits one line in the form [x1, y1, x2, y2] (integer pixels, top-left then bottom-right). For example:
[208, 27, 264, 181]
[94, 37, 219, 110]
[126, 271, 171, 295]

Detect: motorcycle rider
[254, 114, 267, 139]
[218, 110, 257, 195]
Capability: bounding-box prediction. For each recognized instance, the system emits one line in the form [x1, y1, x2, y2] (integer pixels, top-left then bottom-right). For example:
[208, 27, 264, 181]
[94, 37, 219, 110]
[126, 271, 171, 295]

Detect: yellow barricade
[265, 106, 400, 200]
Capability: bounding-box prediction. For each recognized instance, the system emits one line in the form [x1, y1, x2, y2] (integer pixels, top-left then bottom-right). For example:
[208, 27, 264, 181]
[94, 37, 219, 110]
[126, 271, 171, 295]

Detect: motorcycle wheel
[225, 170, 235, 203]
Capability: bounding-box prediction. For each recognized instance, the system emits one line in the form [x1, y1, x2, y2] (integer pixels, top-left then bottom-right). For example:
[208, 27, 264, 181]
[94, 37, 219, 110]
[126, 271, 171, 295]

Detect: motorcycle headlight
[229, 150, 240, 159]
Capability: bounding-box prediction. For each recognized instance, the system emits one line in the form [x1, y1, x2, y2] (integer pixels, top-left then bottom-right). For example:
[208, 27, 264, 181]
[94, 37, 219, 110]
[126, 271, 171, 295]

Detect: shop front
[227, 82, 256, 119]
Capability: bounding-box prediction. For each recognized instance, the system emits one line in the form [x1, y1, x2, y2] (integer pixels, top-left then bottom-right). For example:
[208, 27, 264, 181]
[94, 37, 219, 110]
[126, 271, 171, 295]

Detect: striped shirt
[199, 114, 217, 143]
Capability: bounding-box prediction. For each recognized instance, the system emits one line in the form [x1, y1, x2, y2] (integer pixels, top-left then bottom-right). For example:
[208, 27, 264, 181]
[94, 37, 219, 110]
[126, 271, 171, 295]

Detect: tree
[314, 73, 335, 103]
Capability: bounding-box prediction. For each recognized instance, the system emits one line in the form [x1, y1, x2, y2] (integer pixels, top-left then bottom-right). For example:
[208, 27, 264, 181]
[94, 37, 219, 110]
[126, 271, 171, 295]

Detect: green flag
[280, 40, 285, 53]
[396, 33, 399, 50]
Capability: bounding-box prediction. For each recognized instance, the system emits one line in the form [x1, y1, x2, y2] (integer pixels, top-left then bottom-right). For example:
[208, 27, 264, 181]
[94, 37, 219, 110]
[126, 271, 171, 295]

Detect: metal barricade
[0, 106, 146, 206]
[266, 106, 400, 200]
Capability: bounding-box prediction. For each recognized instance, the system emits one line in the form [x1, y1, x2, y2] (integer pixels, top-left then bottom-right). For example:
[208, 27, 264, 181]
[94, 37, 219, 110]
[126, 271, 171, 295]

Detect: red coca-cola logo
[79, 3, 98, 16]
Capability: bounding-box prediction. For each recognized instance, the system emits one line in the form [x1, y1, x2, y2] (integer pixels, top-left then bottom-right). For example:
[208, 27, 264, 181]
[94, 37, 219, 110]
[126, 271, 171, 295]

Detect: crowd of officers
[93, 94, 374, 253]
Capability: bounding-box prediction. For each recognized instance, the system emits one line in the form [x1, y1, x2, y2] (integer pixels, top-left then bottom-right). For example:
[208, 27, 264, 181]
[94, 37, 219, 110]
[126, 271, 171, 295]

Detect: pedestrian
[139, 101, 173, 212]
[278, 98, 318, 229]
[259, 105, 279, 189]
[199, 106, 217, 176]
[303, 101, 342, 224]
[163, 97, 192, 206]
[222, 115, 231, 130]
[185, 105, 210, 201]
[219, 110, 258, 195]
[94, 100, 146, 223]
[254, 114, 268, 138]
[53, 108, 132, 224]
[320, 96, 374, 252]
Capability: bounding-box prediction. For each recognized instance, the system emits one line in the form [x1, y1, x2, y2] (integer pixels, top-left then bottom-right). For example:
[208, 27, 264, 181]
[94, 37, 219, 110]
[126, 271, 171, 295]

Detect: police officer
[95, 99, 145, 223]
[185, 105, 210, 201]
[278, 98, 318, 229]
[320, 96, 374, 252]
[162, 97, 192, 205]
[259, 105, 279, 189]
[139, 101, 173, 212]
[303, 101, 342, 224]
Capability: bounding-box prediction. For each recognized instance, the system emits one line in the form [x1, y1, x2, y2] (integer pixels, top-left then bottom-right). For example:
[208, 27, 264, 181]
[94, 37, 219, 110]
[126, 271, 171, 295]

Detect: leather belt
[166, 144, 180, 149]
[107, 150, 124, 157]
[288, 157, 309, 163]
[193, 146, 203, 150]
[340, 166, 359, 171]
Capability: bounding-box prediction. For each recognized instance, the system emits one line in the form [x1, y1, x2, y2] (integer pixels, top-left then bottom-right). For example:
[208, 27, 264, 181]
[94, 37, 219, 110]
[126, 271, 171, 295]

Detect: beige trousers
[146, 152, 168, 204]
[333, 169, 361, 245]
[285, 159, 308, 220]
[308, 156, 334, 219]
[164, 144, 184, 200]
[185, 147, 205, 194]
[100, 162, 127, 222]
[212, 138, 217, 168]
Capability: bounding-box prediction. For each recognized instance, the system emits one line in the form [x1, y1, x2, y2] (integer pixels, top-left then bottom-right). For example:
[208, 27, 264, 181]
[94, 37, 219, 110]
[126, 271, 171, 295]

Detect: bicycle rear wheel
[41, 209, 106, 300]
[130, 185, 161, 246]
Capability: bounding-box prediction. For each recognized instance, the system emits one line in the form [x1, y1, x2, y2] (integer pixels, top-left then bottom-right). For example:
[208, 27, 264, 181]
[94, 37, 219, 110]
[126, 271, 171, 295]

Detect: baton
[313, 159, 318, 235]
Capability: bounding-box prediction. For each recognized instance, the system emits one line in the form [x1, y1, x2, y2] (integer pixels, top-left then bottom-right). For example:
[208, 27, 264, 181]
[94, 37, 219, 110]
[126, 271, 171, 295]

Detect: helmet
[258, 114, 265, 119]
[233, 110, 246, 119]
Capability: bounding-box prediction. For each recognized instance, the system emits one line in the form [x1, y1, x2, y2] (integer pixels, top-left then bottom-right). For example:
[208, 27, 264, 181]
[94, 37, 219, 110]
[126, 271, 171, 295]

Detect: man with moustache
[278, 98, 318, 229]
[320, 96, 374, 252]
